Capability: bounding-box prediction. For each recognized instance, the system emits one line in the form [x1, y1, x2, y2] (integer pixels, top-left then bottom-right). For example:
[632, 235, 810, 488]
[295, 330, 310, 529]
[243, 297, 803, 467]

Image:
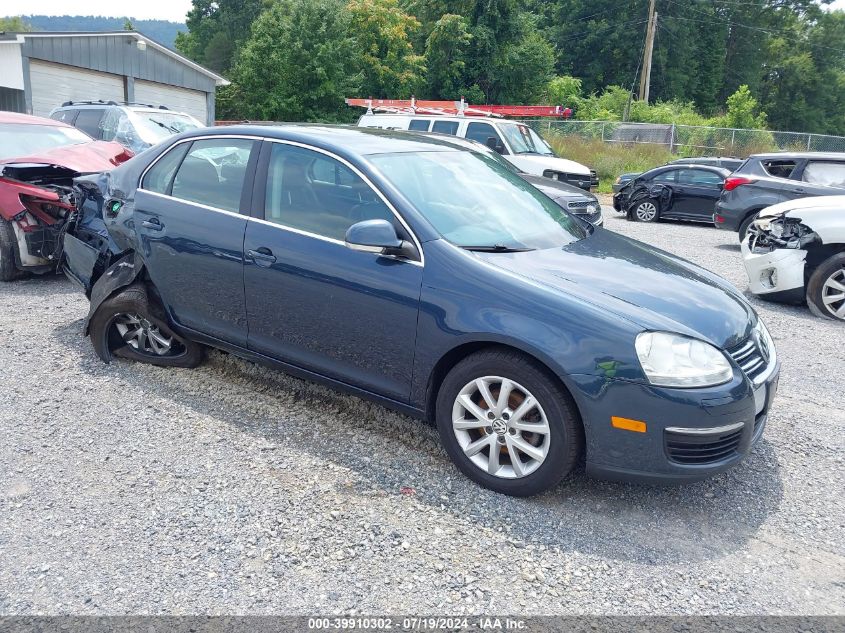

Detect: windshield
[499, 123, 556, 156]
[368, 150, 586, 250]
[0, 123, 91, 160]
[129, 110, 203, 143]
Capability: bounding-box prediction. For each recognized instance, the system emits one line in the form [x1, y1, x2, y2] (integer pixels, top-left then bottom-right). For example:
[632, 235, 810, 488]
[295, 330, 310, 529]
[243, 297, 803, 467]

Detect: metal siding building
[0, 31, 227, 124]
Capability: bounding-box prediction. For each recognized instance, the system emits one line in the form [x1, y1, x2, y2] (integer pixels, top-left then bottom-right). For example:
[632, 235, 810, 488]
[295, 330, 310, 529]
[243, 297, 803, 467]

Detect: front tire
[88, 283, 204, 367]
[632, 199, 660, 222]
[807, 253, 845, 321]
[0, 218, 23, 281]
[435, 349, 583, 497]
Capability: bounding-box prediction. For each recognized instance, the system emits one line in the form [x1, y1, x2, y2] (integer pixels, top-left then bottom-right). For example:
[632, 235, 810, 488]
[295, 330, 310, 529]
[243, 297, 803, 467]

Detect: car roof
[197, 123, 467, 155]
[0, 111, 71, 127]
[750, 152, 845, 160]
[646, 163, 730, 175]
[363, 113, 517, 125]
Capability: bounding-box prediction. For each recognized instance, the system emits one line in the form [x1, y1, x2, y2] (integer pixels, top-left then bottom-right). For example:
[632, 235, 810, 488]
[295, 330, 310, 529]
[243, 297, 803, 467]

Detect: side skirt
[179, 325, 428, 422]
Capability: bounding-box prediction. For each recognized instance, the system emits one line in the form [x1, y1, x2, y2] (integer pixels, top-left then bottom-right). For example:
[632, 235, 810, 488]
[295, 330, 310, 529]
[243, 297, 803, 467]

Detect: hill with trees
[9, 15, 185, 49]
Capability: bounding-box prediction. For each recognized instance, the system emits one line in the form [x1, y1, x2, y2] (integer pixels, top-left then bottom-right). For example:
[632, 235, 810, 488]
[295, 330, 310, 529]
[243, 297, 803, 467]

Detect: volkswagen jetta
[61, 126, 780, 496]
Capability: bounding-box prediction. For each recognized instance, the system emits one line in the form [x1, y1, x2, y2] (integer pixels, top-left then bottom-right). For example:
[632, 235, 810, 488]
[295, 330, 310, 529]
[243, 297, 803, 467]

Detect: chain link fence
[520, 120, 845, 157]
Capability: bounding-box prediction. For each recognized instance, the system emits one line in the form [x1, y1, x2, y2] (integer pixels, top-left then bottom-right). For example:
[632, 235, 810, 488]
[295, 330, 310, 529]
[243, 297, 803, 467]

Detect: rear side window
[802, 162, 845, 188]
[761, 159, 797, 179]
[142, 142, 190, 194]
[408, 119, 430, 131]
[51, 110, 78, 125]
[169, 138, 255, 212]
[74, 109, 106, 139]
[432, 120, 459, 135]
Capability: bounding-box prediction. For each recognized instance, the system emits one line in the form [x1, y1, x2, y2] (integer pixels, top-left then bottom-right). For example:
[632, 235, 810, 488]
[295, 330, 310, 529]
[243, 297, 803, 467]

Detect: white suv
[357, 113, 598, 191]
[50, 101, 204, 154]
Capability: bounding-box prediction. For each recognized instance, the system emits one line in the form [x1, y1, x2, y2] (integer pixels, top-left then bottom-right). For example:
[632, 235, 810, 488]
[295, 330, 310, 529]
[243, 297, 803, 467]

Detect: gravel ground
[0, 208, 843, 616]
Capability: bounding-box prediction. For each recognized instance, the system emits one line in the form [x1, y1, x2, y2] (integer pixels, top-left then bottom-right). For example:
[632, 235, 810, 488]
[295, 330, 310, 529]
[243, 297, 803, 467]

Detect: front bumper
[570, 360, 780, 484]
[741, 240, 807, 303]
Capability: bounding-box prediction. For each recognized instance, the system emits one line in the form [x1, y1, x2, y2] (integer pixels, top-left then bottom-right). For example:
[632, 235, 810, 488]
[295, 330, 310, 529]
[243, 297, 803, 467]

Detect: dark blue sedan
[62, 125, 780, 496]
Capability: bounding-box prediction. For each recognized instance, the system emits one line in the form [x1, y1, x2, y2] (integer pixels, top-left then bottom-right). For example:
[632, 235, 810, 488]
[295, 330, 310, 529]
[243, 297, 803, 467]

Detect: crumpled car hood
[476, 228, 755, 349]
[0, 140, 131, 174]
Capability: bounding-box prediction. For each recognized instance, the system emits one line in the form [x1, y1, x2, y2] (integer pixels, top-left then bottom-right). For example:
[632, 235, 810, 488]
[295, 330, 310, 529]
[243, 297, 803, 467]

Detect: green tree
[224, 0, 361, 122]
[347, 0, 425, 98]
[423, 13, 473, 99]
[176, 0, 266, 73]
[491, 31, 555, 102]
[0, 16, 33, 31]
[723, 85, 767, 129]
[123, 18, 134, 31]
[544, 75, 582, 107]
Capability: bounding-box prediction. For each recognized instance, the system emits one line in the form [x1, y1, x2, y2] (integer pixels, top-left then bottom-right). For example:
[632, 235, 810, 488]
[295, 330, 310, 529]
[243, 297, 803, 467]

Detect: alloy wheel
[635, 201, 657, 221]
[113, 312, 176, 356]
[821, 269, 845, 320]
[451, 376, 551, 479]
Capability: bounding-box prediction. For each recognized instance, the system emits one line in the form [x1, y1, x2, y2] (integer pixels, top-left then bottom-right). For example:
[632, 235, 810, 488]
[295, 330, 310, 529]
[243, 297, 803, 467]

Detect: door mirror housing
[345, 219, 418, 260]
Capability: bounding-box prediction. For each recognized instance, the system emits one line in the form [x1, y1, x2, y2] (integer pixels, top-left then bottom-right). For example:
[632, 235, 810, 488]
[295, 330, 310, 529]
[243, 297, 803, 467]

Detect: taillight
[723, 176, 755, 192]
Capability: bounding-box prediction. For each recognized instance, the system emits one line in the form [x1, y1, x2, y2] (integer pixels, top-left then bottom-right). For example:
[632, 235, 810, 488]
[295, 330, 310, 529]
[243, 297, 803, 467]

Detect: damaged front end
[741, 213, 821, 303]
[0, 164, 80, 273]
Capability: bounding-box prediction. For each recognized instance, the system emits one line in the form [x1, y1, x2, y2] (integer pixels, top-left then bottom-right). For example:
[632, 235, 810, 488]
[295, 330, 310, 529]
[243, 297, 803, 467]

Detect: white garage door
[134, 80, 208, 124]
[29, 61, 124, 118]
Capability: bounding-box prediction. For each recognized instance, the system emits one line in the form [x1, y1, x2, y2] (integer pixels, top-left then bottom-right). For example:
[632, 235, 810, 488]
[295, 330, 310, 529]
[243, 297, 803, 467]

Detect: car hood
[757, 195, 845, 219]
[475, 228, 755, 349]
[508, 154, 590, 176]
[0, 140, 131, 173]
[521, 174, 596, 200]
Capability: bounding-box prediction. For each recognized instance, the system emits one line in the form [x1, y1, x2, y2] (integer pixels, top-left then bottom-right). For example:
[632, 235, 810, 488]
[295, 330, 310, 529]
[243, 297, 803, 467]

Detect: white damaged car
[742, 196, 845, 320]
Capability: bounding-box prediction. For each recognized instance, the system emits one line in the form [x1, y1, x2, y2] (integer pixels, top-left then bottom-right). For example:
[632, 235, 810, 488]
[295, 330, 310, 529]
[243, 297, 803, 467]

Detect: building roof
[0, 30, 229, 86]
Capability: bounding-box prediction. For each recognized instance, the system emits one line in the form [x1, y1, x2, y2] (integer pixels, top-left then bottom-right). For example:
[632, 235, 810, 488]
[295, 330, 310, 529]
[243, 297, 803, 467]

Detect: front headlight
[635, 332, 733, 388]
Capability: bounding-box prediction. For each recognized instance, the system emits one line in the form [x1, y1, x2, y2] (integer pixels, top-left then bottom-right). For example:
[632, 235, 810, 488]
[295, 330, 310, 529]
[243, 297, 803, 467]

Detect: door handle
[141, 218, 164, 231]
[248, 247, 277, 267]
[791, 187, 806, 194]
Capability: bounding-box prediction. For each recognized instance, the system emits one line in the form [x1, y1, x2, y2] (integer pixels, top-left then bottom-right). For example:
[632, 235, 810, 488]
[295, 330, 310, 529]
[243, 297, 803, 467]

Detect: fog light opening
[760, 267, 777, 289]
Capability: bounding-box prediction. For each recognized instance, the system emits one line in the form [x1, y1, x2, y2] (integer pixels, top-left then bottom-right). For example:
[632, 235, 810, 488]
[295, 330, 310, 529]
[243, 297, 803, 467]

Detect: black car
[612, 157, 741, 194]
[613, 164, 731, 223]
[715, 152, 845, 240]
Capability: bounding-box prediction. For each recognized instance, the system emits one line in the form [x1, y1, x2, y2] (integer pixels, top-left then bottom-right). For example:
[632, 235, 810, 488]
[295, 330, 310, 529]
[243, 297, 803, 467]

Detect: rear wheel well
[425, 342, 583, 427]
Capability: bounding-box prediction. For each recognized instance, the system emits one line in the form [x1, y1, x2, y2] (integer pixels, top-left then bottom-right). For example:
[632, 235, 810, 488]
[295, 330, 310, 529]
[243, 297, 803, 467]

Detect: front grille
[567, 200, 592, 210]
[665, 427, 743, 465]
[728, 337, 768, 383]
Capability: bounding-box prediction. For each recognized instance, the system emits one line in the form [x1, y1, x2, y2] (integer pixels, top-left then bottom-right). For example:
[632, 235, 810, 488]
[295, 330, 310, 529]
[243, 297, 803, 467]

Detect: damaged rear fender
[84, 252, 146, 336]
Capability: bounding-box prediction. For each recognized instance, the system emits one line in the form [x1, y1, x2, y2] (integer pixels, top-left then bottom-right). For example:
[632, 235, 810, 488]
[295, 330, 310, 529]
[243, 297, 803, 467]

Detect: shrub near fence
[522, 120, 845, 157]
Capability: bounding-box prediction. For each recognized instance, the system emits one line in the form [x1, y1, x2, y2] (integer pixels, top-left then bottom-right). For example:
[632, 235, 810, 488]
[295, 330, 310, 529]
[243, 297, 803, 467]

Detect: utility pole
[639, 0, 658, 103]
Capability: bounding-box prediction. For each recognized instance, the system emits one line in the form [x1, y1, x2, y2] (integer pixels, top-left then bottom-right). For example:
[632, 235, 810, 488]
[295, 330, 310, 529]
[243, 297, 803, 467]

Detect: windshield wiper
[148, 118, 181, 134]
[462, 244, 534, 253]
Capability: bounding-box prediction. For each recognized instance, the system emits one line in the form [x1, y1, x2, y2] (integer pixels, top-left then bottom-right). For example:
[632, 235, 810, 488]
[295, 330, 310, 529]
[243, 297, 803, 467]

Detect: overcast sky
[2, 0, 845, 23]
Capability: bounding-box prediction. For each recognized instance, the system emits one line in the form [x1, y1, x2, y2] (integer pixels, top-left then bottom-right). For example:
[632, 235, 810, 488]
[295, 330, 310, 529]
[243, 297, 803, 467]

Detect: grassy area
[547, 136, 674, 193]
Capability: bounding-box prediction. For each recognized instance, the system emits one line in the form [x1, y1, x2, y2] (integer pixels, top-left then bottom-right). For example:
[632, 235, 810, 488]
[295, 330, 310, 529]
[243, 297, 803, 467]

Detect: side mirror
[345, 219, 418, 260]
[486, 137, 505, 154]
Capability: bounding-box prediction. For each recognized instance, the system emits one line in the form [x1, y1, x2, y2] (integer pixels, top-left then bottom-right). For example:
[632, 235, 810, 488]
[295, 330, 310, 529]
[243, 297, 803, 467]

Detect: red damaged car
[0, 112, 132, 281]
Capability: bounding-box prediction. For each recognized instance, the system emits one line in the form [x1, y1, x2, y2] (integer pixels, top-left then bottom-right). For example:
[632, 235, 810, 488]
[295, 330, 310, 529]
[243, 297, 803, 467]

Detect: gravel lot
[0, 209, 843, 616]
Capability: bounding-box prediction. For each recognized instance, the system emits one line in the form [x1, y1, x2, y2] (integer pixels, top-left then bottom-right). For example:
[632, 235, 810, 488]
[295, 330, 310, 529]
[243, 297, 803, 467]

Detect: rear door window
[802, 161, 845, 188]
[432, 120, 459, 135]
[677, 169, 723, 186]
[408, 119, 431, 131]
[73, 109, 106, 139]
[761, 159, 798, 179]
[649, 169, 677, 184]
[170, 138, 255, 212]
[51, 110, 78, 125]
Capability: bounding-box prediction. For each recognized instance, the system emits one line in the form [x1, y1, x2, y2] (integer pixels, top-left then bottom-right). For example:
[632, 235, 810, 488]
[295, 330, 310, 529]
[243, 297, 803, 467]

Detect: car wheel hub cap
[452, 376, 551, 479]
[114, 312, 174, 356]
[636, 202, 657, 221]
[821, 269, 845, 319]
